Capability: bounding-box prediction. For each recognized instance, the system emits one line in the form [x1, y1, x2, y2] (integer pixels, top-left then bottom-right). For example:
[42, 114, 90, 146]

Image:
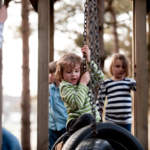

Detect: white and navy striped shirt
[98, 77, 136, 124]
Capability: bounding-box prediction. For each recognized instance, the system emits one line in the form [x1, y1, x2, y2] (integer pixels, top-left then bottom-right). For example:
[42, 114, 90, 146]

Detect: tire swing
[62, 122, 144, 150]
[54, 0, 144, 149]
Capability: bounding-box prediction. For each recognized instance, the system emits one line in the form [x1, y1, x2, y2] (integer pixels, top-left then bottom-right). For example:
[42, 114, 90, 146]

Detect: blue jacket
[2, 128, 22, 150]
[48, 83, 68, 131]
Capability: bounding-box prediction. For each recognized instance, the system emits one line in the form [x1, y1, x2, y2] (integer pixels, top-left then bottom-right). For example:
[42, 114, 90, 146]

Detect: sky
[3, 2, 38, 97]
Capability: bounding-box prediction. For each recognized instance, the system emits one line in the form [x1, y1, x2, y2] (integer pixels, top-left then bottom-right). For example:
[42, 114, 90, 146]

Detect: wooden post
[133, 0, 148, 149]
[0, 1, 3, 149]
[131, 0, 136, 135]
[49, 0, 54, 62]
[0, 47, 2, 150]
[37, 0, 49, 149]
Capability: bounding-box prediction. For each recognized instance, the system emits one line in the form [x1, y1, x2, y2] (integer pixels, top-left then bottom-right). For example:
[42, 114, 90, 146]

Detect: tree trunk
[105, 0, 119, 53]
[111, 8, 119, 53]
[98, 0, 105, 69]
[148, 12, 150, 108]
[21, 0, 31, 150]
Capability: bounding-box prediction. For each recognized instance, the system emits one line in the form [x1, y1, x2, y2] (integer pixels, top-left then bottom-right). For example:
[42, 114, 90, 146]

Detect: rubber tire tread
[62, 122, 144, 150]
[51, 132, 68, 150]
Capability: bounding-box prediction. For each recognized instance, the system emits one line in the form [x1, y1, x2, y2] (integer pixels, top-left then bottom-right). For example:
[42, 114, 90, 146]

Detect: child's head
[55, 53, 82, 85]
[48, 61, 57, 84]
[109, 53, 129, 80]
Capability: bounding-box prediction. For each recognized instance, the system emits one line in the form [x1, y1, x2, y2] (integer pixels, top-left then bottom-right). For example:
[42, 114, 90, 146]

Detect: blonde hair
[49, 61, 57, 73]
[109, 53, 129, 77]
[55, 53, 82, 82]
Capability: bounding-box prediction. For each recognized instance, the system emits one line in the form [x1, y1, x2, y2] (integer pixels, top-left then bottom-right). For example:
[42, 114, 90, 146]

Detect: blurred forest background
[2, 0, 150, 150]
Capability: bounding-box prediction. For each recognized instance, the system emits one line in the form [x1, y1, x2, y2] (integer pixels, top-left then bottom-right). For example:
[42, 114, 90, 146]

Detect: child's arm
[0, 5, 7, 48]
[89, 60, 104, 81]
[80, 71, 90, 86]
[130, 78, 136, 91]
[81, 45, 91, 63]
[59, 81, 89, 111]
[0, 5, 7, 23]
[81, 45, 104, 81]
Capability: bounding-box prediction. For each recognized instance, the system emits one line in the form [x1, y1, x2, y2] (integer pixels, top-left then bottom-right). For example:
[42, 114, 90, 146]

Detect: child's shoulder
[49, 83, 58, 89]
[104, 78, 113, 83]
[0, 23, 4, 29]
[59, 80, 73, 88]
[60, 80, 72, 85]
[124, 77, 136, 83]
[102, 78, 114, 87]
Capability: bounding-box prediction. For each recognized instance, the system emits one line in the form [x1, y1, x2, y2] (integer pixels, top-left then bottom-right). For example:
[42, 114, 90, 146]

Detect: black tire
[76, 138, 114, 150]
[62, 122, 144, 150]
[51, 132, 68, 150]
[62, 125, 92, 150]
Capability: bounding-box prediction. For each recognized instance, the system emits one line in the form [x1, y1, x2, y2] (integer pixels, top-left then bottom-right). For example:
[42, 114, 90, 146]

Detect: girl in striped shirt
[99, 53, 136, 132]
[55, 45, 104, 143]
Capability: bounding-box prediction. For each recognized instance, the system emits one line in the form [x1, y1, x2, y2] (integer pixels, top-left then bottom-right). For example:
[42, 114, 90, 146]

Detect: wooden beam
[133, 0, 148, 149]
[0, 1, 3, 149]
[0, 46, 2, 150]
[131, 0, 136, 136]
[49, 0, 54, 62]
[37, 0, 49, 150]
[29, 0, 37, 11]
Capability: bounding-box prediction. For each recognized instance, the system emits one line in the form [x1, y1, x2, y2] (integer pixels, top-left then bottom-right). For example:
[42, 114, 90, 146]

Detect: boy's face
[49, 73, 55, 84]
[63, 64, 81, 85]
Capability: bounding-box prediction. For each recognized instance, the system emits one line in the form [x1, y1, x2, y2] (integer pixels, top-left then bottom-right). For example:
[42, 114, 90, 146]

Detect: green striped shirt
[59, 61, 104, 124]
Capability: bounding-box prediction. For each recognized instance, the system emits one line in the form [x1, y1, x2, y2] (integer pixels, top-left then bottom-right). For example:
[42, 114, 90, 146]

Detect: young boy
[48, 61, 68, 150]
